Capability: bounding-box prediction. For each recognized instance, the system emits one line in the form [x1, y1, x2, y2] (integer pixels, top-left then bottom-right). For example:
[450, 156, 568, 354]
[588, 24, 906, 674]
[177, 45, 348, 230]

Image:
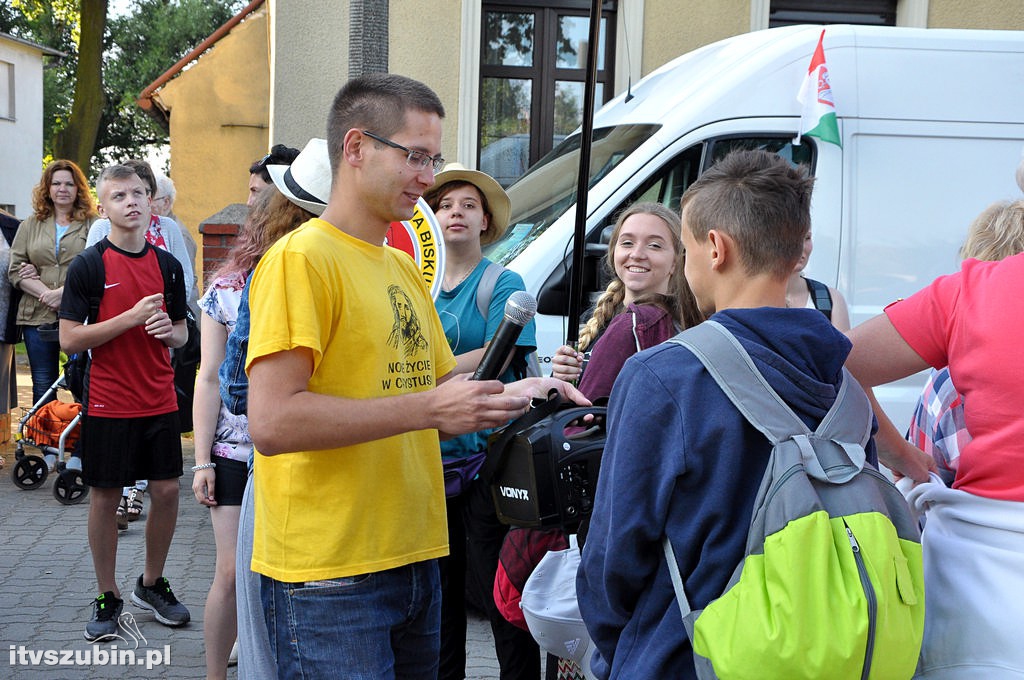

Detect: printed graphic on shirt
[386, 284, 428, 354]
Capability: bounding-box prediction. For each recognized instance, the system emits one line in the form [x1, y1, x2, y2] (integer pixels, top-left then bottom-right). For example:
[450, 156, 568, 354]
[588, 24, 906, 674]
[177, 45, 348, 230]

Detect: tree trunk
[53, 0, 108, 175]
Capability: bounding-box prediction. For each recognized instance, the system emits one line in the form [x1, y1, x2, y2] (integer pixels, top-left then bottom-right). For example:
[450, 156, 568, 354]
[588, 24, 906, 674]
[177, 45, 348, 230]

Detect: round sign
[384, 197, 446, 300]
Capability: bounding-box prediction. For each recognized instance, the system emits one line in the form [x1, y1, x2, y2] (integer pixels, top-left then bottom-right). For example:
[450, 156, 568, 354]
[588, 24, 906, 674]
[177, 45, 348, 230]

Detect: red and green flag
[796, 29, 841, 148]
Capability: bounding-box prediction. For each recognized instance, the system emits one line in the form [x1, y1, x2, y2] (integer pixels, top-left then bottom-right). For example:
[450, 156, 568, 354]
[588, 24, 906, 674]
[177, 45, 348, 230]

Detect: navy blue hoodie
[577, 307, 876, 679]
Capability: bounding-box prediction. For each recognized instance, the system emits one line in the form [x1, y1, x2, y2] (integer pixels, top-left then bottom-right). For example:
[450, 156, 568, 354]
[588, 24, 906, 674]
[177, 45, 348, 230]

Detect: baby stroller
[10, 352, 88, 505]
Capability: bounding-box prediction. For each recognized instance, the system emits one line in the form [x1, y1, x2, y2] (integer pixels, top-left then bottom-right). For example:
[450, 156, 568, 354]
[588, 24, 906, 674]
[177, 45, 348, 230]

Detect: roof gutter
[137, 0, 266, 124]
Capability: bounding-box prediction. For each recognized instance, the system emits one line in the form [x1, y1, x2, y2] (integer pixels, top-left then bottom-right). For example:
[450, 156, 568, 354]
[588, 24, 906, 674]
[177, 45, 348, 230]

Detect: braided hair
[577, 202, 702, 352]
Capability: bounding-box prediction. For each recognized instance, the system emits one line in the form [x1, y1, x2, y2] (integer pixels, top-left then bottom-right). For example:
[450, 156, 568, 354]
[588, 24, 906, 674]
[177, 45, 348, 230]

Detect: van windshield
[484, 124, 661, 265]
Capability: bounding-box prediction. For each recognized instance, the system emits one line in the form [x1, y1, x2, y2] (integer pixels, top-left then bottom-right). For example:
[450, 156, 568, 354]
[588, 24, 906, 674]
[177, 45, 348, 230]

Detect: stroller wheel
[11, 455, 48, 490]
[53, 469, 89, 505]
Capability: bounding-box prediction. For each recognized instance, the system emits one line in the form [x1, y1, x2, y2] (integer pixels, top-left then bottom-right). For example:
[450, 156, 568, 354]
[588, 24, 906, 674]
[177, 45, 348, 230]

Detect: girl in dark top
[542, 202, 702, 679]
[551, 202, 702, 398]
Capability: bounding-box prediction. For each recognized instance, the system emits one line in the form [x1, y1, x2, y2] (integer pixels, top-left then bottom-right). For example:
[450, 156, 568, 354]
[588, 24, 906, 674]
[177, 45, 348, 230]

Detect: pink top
[886, 253, 1024, 501]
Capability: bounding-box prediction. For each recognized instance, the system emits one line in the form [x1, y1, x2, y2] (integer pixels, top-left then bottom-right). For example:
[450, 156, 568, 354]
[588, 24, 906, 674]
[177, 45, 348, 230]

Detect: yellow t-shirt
[247, 218, 456, 582]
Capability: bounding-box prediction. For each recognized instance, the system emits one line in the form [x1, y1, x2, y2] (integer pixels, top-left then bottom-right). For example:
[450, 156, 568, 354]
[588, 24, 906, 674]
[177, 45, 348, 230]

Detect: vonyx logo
[499, 485, 530, 501]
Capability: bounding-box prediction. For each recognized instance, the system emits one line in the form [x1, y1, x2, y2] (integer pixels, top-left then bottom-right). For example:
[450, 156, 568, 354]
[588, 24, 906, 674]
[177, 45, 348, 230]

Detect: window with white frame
[0, 61, 13, 120]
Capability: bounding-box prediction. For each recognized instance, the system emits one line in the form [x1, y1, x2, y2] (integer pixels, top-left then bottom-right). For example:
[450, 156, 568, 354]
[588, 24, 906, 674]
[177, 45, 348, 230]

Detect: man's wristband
[191, 462, 217, 472]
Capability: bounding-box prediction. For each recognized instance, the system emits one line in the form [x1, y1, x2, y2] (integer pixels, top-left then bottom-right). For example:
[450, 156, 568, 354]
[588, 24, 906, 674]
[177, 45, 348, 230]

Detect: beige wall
[926, 0, 1024, 29]
[156, 10, 271, 283]
[642, 0, 749, 75]
[391, 0, 463, 161]
[269, 0, 348, 147]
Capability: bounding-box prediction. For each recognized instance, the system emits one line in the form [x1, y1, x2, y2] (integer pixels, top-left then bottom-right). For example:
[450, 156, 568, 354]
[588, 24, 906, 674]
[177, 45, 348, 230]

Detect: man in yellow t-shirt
[246, 74, 585, 679]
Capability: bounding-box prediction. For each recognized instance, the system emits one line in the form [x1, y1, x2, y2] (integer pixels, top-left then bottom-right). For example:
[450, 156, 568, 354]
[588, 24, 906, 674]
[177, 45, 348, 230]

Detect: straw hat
[267, 138, 331, 216]
[426, 163, 511, 245]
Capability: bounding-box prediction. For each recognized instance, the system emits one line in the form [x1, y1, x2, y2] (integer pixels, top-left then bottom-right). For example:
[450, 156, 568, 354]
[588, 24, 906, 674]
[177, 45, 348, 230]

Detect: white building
[0, 32, 63, 219]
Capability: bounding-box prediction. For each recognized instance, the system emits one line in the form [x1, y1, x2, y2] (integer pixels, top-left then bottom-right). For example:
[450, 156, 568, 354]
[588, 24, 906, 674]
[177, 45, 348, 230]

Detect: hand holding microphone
[472, 291, 537, 381]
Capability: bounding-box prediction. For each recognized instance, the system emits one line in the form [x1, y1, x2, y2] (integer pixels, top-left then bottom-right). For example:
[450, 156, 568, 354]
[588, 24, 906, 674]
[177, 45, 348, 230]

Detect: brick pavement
[0, 358, 506, 679]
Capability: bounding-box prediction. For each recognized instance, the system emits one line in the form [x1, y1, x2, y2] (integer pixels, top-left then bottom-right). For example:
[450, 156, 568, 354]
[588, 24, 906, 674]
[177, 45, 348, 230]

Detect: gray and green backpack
[663, 320, 925, 680]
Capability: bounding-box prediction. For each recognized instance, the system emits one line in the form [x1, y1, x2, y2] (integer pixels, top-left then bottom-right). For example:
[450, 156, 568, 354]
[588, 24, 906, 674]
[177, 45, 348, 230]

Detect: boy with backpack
[59, 164, 190, 642]
[576, 149, 922, 679]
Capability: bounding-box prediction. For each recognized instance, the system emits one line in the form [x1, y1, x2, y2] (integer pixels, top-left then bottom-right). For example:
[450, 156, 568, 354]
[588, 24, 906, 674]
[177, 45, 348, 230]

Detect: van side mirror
[537, 241, 611, 317]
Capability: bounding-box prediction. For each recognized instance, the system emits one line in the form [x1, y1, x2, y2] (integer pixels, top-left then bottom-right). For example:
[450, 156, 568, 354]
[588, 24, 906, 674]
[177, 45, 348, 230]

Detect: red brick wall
[198, 204, 248, 288]
[200, 222, 240, 286]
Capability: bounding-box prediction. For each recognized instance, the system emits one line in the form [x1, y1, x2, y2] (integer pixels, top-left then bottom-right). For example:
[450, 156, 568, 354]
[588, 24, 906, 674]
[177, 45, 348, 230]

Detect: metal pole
[565, 0, 602, 345]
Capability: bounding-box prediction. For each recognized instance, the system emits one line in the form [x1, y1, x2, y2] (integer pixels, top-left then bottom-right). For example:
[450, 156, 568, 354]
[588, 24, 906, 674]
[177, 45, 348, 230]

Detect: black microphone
[472, 291, 537, 381]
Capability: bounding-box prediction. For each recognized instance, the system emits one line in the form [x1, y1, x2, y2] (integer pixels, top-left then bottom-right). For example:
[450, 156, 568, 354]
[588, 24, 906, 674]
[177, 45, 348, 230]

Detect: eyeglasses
[362, 130, 445, 173]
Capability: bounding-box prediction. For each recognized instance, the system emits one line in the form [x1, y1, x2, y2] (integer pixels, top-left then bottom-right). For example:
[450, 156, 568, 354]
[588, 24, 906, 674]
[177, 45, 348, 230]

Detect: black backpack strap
[804, 277, 833, 320]
[64, 241, 106, 405]
[151, 244, 180, 313]
[80, 240, 108, 323]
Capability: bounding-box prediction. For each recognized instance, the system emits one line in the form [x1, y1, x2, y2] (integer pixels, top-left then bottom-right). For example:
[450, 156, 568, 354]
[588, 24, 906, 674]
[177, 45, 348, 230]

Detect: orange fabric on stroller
[25, 401, 81, 450]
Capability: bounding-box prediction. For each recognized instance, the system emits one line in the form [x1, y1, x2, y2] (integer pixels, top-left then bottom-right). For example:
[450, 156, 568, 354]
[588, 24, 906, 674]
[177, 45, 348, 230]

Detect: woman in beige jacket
[8, 159, 96, 404]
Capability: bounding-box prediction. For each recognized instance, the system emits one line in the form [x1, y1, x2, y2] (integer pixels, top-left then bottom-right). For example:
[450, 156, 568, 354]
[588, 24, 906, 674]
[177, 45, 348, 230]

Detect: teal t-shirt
[436, 258, 537, 460]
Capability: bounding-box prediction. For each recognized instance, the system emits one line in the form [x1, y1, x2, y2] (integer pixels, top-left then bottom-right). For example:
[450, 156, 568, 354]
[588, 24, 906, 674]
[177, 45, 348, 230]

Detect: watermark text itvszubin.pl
[9, 644, 171, 670]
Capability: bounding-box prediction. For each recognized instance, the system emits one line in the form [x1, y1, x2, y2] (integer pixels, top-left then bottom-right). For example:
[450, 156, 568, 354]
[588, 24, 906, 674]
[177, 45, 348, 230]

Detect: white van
[484, 24, 1024, 426]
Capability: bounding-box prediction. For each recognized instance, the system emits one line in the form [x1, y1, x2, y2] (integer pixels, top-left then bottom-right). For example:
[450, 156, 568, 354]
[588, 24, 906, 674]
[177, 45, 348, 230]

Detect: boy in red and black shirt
[59, 164, 190, 642]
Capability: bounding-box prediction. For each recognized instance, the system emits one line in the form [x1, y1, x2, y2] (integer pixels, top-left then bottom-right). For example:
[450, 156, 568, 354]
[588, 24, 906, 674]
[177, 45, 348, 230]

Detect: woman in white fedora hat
[424, 163, 543, 680]
[192, 138, 329, 680]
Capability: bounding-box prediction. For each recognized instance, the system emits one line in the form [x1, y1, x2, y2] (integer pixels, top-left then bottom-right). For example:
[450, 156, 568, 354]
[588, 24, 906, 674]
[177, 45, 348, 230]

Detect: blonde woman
[551, 202, 703, 399]
[545, 202, 702, 680]
[906, 199, 1024, 485]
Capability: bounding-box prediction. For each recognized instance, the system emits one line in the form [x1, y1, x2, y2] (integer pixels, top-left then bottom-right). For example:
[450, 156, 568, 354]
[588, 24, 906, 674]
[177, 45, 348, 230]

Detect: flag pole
[565, 0, 603, 346]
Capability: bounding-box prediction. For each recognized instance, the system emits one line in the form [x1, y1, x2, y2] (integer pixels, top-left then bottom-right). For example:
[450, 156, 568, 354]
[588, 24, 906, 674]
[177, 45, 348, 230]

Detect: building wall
[391, 0, 463, 161]
[642, 0, 750, 75]
[155, 9, 271, 282]
[0, 38, 46, 220]
[269, 0, 349, 147]
[927, 0, 1024, 29]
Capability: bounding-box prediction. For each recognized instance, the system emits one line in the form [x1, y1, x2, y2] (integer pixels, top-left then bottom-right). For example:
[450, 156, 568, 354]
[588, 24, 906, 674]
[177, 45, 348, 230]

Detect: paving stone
[1, 360, 509, 679]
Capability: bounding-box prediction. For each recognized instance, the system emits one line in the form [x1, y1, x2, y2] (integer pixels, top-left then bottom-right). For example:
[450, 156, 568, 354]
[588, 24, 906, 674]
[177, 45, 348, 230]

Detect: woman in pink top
[847, 248, 1024, 678]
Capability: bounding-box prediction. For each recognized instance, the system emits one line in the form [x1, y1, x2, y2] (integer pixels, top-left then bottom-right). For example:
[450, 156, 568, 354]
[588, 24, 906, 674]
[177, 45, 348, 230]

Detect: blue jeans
[22, 324, 60, 405]
[219, 276, 250, 415]
[261, 560, 441, 680]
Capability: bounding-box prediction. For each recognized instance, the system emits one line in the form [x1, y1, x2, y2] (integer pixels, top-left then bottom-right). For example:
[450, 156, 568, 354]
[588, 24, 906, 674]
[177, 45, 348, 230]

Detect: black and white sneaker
[130, 575, 190, 627]
[84, 592, 123, 641]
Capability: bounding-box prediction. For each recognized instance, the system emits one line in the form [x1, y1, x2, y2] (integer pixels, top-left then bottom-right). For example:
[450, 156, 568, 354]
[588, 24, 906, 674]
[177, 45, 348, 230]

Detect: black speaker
[487, 404, 607, 532]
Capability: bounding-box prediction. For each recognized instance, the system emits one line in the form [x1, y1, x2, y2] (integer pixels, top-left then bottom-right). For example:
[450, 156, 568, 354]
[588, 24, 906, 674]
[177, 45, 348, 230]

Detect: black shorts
[212, 457, 247, 506]
[81, 412, 182, 488]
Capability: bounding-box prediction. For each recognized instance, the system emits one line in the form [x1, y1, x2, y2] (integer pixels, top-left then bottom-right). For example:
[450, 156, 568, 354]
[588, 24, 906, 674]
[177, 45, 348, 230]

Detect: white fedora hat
[267, 138, 331, 216]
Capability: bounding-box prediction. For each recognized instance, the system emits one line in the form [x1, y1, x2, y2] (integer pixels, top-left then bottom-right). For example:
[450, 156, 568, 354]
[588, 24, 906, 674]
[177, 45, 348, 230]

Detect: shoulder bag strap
[476, 260, 506, 319]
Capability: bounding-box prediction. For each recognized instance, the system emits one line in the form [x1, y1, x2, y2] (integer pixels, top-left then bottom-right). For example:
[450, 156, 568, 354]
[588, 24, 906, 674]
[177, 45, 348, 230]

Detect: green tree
[1, 0, 240, 175]
[98, 0, 241, 170]
[53, 0, 107, 173]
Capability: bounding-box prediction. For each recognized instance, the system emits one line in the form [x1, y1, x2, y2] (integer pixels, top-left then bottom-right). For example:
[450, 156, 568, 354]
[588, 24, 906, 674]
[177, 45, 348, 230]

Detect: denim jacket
[219, 276, 250, 416]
